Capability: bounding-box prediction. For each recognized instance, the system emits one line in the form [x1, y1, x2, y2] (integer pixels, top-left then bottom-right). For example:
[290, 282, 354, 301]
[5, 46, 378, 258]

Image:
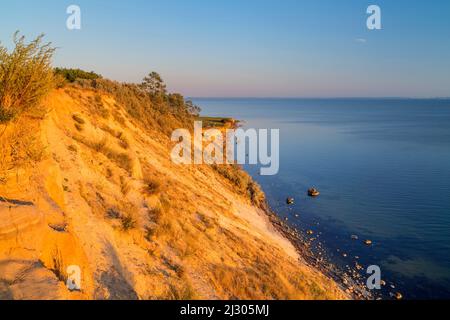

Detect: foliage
[140, 71, 166, 95]
[212, 164, 266, 208]
[0, 32, 55, 122]
[72, 72, 199, 136]
[54, 68, 102, 83]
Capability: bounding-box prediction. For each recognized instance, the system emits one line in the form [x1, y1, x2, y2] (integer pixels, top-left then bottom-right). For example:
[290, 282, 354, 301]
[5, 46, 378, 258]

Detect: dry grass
[101, 126, 130, 150]
[0, 116, 46, 183]
[117, 134, 130, 150]
[164, 282, 196, 300]
[72, 78, 196, 137]
[72, 114, 85, 124]
[72, 135, 132, 174]
[142, 177, 162, 196]
[89, 94, 109, 119]
[121, 213, 137, 231]
[119, 176, 131, 195]
[213, 164, 266, 208]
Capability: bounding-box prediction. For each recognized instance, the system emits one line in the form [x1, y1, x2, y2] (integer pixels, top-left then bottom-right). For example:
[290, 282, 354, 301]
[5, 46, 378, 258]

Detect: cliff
[0, 86, 347, 300]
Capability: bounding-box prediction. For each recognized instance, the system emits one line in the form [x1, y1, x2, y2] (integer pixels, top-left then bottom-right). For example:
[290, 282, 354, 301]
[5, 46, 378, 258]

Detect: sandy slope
[0, 88, 347, 300]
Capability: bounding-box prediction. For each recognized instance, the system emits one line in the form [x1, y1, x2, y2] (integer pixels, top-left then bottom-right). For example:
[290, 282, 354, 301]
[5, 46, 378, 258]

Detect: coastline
[202, 116, 370, 300]
[184, 114, 358, 298]
[260, 203, 370, 300]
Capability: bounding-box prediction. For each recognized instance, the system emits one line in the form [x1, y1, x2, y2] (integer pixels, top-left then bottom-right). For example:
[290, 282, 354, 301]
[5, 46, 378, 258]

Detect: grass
[72, 114, 85, 124]
[164, 283, 196, 300]
[121, 213, 137, 231]
[105, 206, 137, 232]
[101, 126, 130, 150]
[91, 94, 109, 118]
[142, 177, 161, 196]
[197, 212, 218, 230]
[106, 208, 121, 219]
[71, 77, 198, 137]
[117, 134, 130, 149]
[0, 116, 46, 183]
[74, 123, 83, 131]
[72, 135, 133, 174]
[148, 206, 162, 224]
[212, 164, 266, 208]
[120, 176, 131, 195]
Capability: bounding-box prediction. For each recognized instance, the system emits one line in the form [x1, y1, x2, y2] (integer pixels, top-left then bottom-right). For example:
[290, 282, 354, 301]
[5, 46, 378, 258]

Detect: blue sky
[1, 0, 450, 97]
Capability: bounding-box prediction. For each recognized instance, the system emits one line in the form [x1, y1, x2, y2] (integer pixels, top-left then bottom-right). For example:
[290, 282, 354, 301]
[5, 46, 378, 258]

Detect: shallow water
[194, 98, 450, 299]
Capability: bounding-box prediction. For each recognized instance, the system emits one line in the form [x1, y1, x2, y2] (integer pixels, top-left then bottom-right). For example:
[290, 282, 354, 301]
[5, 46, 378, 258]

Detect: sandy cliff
[0, 87, 347, 300]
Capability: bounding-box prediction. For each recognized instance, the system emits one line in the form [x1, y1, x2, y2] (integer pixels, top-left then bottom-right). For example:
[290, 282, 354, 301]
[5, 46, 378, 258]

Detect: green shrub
[54, 68, 102, 83]
[0, 32, 55, 122]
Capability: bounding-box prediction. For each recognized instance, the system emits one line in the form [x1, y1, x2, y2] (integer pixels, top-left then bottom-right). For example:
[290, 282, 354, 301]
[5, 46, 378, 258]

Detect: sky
[1, 0, 450, 98]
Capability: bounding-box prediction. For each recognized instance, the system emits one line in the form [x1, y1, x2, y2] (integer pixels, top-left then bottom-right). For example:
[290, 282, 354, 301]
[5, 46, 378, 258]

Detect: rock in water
[286, 197, 295, 205]
[308, 188, 320, 197]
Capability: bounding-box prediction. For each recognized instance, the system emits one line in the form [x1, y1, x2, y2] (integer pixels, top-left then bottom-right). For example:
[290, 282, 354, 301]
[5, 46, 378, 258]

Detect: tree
[140, 71, 166, 95]
[185, 100, 201, 116]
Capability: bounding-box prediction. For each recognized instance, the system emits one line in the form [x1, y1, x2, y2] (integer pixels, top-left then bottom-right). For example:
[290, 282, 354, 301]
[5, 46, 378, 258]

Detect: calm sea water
[193, 98, 450, 299]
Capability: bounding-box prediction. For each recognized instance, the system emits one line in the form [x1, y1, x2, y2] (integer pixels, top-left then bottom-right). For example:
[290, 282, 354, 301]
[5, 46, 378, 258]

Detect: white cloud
[355, 38, 367, 44]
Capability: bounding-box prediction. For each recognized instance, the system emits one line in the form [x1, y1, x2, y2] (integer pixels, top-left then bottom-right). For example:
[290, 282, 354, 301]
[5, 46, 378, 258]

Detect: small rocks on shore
[390, 292, 403, 300]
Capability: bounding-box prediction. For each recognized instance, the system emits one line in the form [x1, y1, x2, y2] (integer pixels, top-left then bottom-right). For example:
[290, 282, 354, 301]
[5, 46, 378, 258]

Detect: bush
[71, 75, 197, 137]
[0, 32, 55, 122]
[54, 68, 102, 83]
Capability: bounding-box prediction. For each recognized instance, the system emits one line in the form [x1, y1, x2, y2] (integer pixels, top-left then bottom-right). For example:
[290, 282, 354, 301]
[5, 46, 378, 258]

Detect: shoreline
[260, 203, 371, 300]
[201, 116, 371, 299]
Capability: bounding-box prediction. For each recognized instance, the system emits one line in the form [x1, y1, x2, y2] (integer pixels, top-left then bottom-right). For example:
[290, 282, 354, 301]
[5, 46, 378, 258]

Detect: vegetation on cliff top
[0, 33, 264, 207]
[0, 32, 55, 123]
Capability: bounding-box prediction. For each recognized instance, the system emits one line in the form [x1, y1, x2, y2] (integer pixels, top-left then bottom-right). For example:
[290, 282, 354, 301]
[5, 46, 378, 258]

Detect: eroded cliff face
[0, 88, 347, 300]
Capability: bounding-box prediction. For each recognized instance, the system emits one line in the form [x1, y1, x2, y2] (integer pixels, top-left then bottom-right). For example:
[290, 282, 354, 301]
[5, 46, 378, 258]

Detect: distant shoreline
[192, 97, 450, 101]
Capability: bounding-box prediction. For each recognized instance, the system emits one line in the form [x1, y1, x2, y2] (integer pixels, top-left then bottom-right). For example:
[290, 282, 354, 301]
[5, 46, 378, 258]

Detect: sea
[193, 97, 450, 299]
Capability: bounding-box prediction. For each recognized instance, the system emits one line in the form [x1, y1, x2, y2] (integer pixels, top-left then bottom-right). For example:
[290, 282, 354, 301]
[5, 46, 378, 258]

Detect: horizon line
[188, 96, 450, 100]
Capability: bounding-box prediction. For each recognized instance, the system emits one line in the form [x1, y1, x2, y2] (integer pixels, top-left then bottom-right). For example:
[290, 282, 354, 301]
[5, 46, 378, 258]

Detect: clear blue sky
[1, 0, 450, 97]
